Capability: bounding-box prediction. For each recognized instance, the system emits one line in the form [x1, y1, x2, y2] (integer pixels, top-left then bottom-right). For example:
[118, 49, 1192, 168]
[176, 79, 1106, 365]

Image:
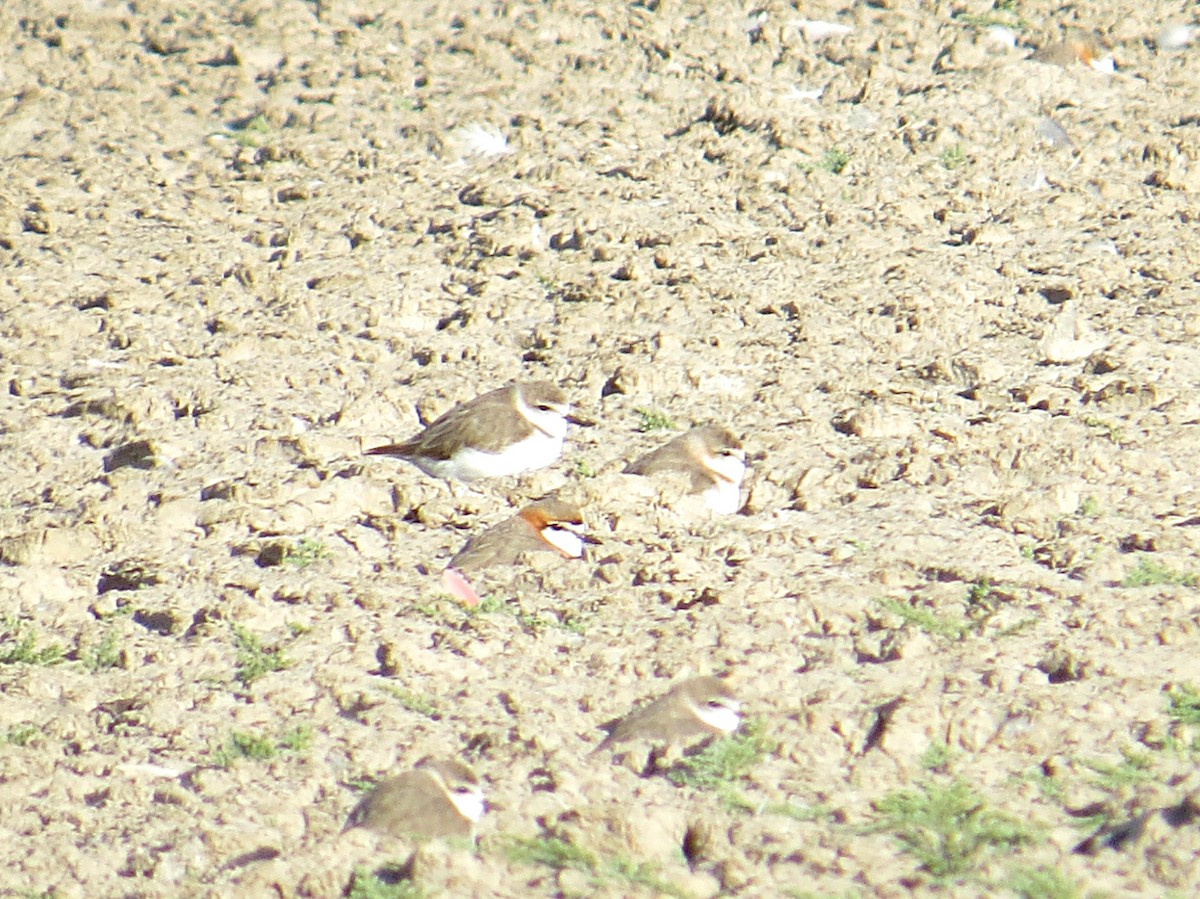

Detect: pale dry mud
[3, 0, 1200, 896]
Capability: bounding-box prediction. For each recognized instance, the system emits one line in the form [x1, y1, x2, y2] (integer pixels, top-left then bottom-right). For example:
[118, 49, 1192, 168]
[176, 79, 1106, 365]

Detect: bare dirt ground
[4, 1, 1200, 896]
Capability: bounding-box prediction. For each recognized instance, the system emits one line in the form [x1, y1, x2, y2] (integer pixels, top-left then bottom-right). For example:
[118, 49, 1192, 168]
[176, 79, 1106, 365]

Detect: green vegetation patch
[666, 718, 776, 791]
[347, 869, 425, 899]
[1122, 556, 1198, 588]
[501, 835, 687, 897]
[232, 624, 291, 686]
[868, 778, 1032, 879]
[212, 724, 312, 767]
[0, 618, 64, 666]
[635, 408, 676, 432]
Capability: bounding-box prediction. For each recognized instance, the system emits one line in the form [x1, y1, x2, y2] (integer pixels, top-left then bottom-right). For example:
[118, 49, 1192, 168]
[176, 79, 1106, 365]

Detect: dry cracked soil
[3, 0, 1200, 897]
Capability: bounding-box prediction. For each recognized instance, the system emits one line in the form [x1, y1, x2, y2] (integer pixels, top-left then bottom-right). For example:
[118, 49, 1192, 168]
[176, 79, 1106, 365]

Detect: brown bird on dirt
[365, 381, 574, 481]
[593, 676, 743, 755]
[623, 424, 746, 514]
[448, 497, 589, 572]
[343, 758, 485, 840]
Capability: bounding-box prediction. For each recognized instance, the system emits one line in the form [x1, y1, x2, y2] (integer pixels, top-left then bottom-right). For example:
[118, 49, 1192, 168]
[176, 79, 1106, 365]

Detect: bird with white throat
[342, 757, 486, 841]
[623, 424, 747, 514]
[593, 675, 743, 756]
[366, 381, 575, 482]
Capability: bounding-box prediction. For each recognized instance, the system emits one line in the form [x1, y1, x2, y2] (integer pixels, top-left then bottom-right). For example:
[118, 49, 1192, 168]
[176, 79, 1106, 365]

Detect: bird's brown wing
[623, 438, 690, 476]
[594, 693, 694, 752]
[449, 516, 546, 571]
[344, 774, 418, 833]
[389, 386, 522, 460]
[344, 772, 470, 839]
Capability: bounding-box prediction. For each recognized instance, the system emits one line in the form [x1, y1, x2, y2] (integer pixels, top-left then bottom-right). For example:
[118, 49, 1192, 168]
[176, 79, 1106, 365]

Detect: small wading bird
[441, 498, 591, 606]
[449, 498, 589, 571]
[366, 381, 576, 481]
[594, 676, 743, 756]
[343, 758, 486, 841]
[623, 424, 747, 514]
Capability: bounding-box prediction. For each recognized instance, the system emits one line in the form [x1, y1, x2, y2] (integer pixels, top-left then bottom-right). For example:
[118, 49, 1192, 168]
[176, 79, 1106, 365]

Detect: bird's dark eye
[535, 403, 554, 412]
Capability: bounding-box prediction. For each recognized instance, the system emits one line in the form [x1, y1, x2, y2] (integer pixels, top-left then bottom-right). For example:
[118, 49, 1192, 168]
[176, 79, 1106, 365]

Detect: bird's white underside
[421, 431, 562, 480]
[701, 475, 744, 515]
[414, 392, 568, 480]
[540, 523, 585, 558]
[695, 700, 742, 734]
[700, 453, 746, 514]
[447, 787, 486, 823]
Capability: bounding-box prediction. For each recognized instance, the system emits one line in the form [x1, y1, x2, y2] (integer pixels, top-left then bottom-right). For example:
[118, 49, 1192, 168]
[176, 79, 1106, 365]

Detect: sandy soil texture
[4, 0, 1200, 896]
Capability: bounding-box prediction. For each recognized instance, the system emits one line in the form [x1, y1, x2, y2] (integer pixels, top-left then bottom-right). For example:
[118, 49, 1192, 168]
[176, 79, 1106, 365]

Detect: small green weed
[1166, 683, 1200, 725]
[213, 731, 276, 767]
[212, 724, 312, 767]
[1083, 749, 1156, 790]
[1017, 768, 1065, 803]
[1077, 496, 1102, 518]
[666, 718, 776, 790]
[876, 597, 970, 640]
[804, 147, 850, 175]
[1008, 865, 1081, 899]
[418, 596, 587, 636]
[1082, 416, 1124, 442]
[635, 408, 676, 432]
[920, 742, 958, 772]
[607, 856, 689, 896]
[380, 685, 440, 719]
[279, 724, 313, 753]
[3, 724, 39, 747]
[232, 624, 290, 686]
[82, 627, 122, 672]
[0, 618, 64, 666]
[939, 145, 967, 170]
[473, 596, 586, 635]
[996, 616, 1038, 637]
[474, 596, 507, 614]
[574, 458, 598, 478]
[502, 835, 686, 897]
[347, 869, 425, 899]
[229, 113, 274, 148]
[956, 0, 1026, 29]
[285, 537, 331, 569]
[965, 578, 1002, 613]
[521, 609, 586, 635]
[1122, 556, 1198, 588]
[869, 779, 1031, 879]
[504, 835, 595, 873]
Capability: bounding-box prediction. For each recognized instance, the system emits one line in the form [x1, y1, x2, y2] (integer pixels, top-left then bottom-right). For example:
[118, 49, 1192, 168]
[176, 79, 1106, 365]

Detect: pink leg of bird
[442, 567, 481, 607]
